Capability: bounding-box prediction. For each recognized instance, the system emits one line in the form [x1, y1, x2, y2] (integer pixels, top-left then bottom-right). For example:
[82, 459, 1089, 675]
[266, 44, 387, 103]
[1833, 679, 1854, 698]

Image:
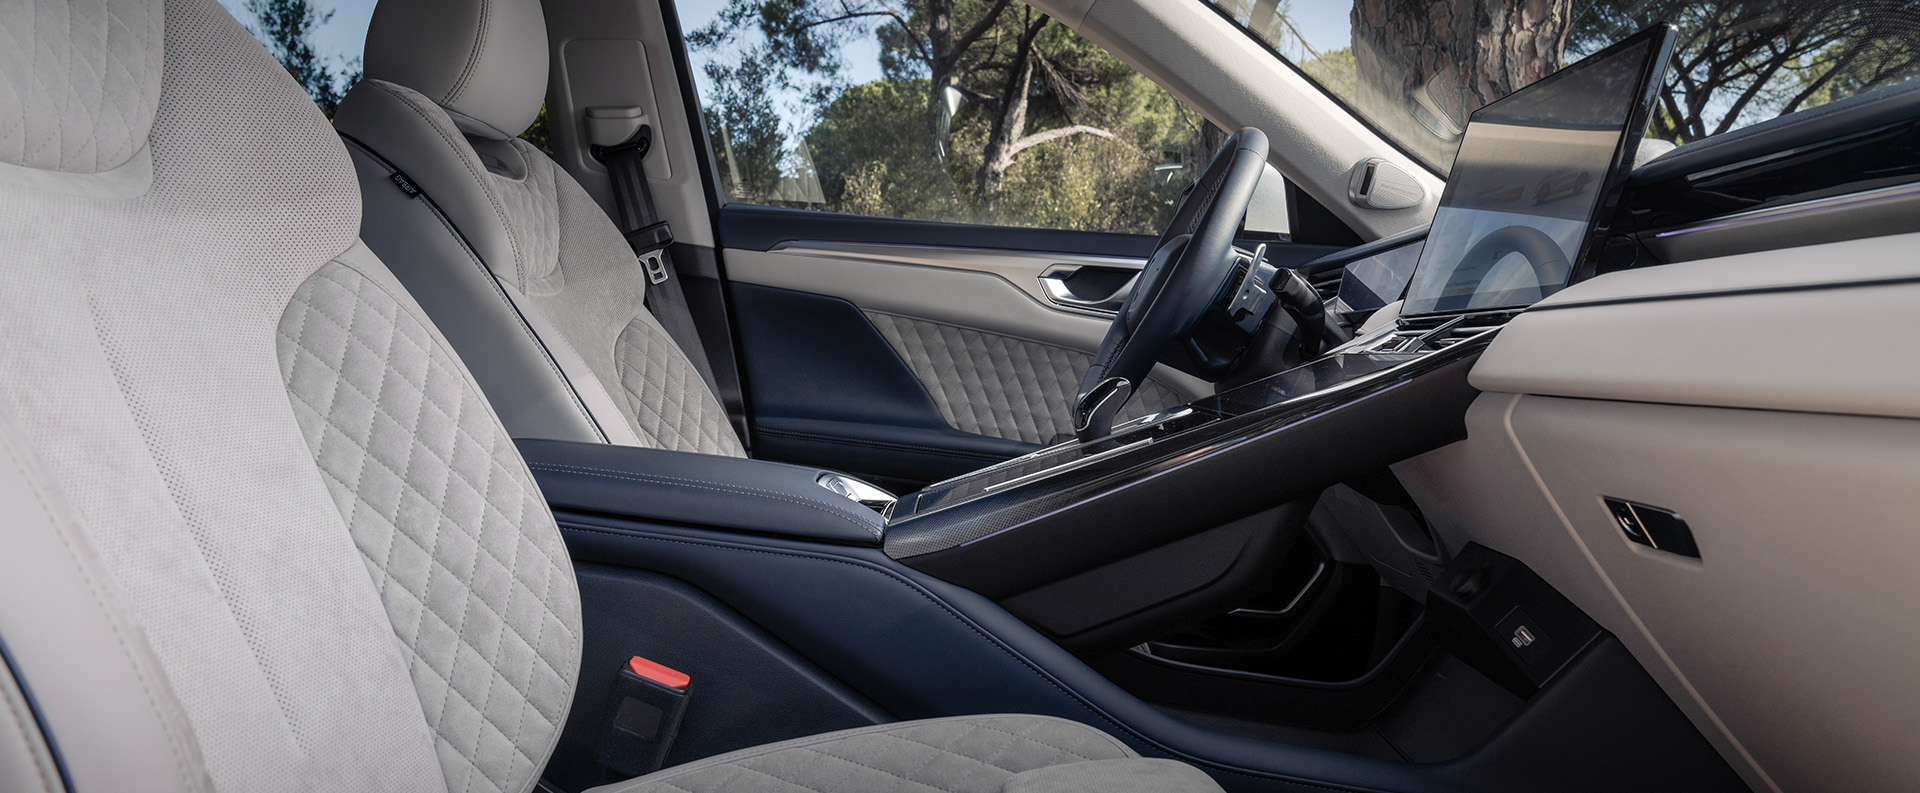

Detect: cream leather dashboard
[1394, 231, 1920, 793]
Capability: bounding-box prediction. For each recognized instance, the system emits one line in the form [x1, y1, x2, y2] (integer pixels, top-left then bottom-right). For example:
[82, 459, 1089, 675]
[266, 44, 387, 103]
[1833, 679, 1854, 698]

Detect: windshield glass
[1205, 0, 1920, 174]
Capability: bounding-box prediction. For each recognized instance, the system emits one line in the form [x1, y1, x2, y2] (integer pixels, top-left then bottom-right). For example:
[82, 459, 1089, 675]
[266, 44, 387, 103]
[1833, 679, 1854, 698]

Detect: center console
[883, 323, 1495, 606]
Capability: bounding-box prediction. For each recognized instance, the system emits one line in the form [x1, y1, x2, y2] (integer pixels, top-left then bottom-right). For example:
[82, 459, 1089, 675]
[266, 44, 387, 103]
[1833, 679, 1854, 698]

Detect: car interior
[2, 0, 1918, 791]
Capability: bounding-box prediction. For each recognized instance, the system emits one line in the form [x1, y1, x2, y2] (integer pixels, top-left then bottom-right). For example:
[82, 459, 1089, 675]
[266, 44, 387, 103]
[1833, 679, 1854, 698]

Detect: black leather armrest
[516, 439, 886, 546]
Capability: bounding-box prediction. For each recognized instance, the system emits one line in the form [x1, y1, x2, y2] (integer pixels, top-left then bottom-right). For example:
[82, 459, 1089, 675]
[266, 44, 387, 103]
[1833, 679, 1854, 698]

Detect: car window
[1206, 0, 1920, 175]
[674, 0, 1287, 235]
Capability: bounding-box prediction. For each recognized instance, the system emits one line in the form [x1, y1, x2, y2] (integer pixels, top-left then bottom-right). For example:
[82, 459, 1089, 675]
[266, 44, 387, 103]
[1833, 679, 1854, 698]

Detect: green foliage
[520, 105, 554, 156]
[688, 0, 1213, 234]
[1571, 0, 1920, 142]
[243, 0, 358, 117]
[704, 56, 789, 204]
[1300, 47, 1356, 100]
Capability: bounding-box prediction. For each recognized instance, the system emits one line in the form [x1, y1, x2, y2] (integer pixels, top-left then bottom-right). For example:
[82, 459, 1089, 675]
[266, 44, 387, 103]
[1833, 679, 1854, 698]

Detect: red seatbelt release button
[626, 656, 690, 691]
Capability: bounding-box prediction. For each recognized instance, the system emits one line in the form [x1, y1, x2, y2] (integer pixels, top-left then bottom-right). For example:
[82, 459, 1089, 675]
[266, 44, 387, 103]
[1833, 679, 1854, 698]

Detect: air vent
[1377, 312, 1512, 352]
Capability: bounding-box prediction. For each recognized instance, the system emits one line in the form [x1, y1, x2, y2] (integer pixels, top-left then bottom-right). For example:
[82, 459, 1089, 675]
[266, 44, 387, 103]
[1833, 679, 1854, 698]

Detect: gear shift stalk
[1073, 377, 1133, 443]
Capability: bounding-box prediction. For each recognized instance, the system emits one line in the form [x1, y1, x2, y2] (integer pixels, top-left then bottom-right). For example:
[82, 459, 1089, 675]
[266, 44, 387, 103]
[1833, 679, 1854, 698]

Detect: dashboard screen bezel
[1399, 24, 1677, 318]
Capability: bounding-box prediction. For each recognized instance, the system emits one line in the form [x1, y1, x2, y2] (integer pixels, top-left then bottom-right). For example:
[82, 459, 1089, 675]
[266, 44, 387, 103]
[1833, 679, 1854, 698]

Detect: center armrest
[515, 439, 888, 546]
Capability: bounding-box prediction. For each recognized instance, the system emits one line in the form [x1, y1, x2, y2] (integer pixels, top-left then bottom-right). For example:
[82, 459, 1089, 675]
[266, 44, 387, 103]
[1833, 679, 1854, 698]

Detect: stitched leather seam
[337, 135, 607, 443]
[553, 523, 1384, 792]
[0, 669, 57, 793]
[445, 0, 490, 108]
[363, 81, 525, 285]
[529, 463, 881, 540]
[0, 412, 203, 792]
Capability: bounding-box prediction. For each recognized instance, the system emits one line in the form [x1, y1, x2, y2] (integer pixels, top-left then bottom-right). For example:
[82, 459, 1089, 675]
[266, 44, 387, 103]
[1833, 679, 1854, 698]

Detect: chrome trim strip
[980, 437, 1155, 495]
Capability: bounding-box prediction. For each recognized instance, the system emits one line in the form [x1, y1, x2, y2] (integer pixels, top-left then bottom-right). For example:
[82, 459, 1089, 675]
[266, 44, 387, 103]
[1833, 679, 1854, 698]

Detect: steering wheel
[1073, 127, 1270, 439]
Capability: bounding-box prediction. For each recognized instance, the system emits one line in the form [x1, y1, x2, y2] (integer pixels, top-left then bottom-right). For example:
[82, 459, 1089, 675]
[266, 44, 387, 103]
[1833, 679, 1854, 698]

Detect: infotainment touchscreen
[1399, 25, 1675, 316]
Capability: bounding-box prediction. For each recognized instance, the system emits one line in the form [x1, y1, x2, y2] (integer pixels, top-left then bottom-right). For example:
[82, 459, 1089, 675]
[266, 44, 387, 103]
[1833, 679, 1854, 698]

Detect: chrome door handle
[1039, 267, 1136, 314]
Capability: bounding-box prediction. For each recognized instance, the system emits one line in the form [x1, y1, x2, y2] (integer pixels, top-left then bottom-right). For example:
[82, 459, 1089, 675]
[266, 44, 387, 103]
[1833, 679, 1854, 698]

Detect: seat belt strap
[594, 116, 723, 399]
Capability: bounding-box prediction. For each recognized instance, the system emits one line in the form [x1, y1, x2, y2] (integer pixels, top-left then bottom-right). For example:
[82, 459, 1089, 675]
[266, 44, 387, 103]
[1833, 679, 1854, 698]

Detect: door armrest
[516, 439, 888, 546]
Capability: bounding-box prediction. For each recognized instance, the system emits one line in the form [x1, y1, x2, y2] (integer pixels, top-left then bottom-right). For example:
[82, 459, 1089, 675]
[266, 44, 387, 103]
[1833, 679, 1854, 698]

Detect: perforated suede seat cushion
[587, 715, 1221, 793]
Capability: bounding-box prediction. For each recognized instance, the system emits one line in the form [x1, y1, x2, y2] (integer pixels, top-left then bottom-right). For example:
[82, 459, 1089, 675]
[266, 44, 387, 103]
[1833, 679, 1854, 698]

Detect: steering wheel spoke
[1075, 128, 1272, 439]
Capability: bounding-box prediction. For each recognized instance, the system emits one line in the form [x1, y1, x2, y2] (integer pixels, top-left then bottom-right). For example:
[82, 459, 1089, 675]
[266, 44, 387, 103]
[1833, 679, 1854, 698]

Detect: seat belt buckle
[639, 250, 669, 285]
[625, 221, 675, 285]
[592, 656, 692, 777]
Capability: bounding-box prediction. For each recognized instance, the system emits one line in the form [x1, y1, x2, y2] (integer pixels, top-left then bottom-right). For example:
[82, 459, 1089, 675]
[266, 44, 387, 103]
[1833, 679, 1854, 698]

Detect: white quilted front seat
[0, 0, 1224, 792]
[332, 0, 745, 459]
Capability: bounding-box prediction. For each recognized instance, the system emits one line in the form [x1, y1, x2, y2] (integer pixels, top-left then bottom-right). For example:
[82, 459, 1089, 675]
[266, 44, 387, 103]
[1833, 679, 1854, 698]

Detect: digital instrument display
[1400, 26, 1675, 316]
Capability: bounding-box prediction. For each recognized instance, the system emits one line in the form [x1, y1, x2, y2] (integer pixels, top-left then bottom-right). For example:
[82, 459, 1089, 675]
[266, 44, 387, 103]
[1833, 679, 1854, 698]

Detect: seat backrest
[0, 1, 581, 791]
[334, 0, 746, 459]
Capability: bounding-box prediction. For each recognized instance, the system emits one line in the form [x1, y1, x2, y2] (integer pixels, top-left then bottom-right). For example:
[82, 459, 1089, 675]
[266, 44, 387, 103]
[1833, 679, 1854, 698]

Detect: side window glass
[677, 0, 1286, 235]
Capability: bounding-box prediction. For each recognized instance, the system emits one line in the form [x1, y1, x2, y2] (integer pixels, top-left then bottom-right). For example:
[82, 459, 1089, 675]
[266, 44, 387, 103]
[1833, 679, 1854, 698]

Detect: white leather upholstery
[0, 658, 61, 793]
[363, 0, 549, 139]
[337, 9, 746, 458]
[0, 0, 162, 173]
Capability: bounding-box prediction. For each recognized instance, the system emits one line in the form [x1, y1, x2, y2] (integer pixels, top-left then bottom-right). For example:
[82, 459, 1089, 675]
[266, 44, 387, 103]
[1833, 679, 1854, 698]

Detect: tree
[1350, 0, 1577, 165]
[687, 0, 1190, 223]
[244, 0, 358, 117]
[1574, 0, 1920, 143]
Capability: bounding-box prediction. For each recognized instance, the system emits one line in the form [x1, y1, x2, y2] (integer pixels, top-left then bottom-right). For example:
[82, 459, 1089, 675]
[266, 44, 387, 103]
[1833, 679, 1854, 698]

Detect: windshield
[1205, 0, 1920, 175]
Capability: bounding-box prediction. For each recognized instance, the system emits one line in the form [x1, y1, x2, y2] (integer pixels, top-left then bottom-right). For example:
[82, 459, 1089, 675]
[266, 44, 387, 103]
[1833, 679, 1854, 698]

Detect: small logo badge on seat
[390, 171, 421, 198]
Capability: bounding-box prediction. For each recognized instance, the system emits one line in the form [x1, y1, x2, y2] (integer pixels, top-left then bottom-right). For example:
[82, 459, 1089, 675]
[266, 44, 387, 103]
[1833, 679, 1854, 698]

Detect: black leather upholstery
[517, 438, 887, 546]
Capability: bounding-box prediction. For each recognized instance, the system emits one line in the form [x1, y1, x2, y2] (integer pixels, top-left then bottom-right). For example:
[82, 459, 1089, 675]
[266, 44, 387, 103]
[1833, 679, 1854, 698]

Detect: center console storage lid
[516, 439, 887, 546]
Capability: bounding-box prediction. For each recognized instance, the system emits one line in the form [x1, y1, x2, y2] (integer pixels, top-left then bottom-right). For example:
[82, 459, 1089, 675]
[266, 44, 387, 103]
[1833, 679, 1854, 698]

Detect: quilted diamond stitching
[0, 0, 161, 173]
[613, 317, 746, 458]
[609, 716, 1132, 793]
[865, 312, 1186, 445]
[277, 262, 580, 793]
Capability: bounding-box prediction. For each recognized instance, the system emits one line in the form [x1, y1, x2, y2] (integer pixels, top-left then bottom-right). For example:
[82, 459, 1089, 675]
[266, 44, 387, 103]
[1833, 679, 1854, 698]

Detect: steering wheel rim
[1077, 127, 1271, 409]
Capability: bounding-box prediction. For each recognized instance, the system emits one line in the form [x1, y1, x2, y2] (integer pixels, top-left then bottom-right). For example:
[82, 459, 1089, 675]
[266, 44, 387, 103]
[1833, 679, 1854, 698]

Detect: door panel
[724, 242, 1206, 489]
[723, 217, 1343, 487]
[727, 244, 1206, 400]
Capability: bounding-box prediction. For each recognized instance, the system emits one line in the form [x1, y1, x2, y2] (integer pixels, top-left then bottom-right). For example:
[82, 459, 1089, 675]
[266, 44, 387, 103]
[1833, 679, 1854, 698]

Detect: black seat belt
[592, 114, 723, 398]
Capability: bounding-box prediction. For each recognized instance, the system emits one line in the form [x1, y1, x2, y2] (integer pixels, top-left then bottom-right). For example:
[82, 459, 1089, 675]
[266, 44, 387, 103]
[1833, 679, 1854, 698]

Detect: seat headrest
[0, 0, 164, 173]
[363, 0, 549, 140]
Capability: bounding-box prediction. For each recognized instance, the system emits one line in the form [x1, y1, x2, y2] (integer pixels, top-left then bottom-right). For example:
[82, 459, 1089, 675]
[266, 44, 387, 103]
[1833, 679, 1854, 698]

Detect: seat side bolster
[344, 141, 620, 445]
[335, 79, 523, 283]
[0, 410, 210, 793]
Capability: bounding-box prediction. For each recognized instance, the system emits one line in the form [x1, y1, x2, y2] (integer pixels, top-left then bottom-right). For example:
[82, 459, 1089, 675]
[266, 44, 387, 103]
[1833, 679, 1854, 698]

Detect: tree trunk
[925, 0, 1012, 162]
[927, 0, 957, 159]
[1350, 0, 1574, 163]
[975, 14, 1048, 209]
